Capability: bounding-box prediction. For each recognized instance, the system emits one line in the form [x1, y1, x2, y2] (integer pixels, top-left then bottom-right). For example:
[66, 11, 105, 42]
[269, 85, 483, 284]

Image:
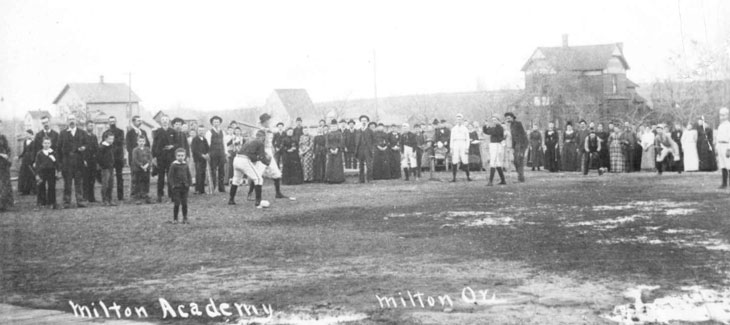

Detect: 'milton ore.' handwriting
[69, 298, 273, 319]
[376, 287, 500, 309]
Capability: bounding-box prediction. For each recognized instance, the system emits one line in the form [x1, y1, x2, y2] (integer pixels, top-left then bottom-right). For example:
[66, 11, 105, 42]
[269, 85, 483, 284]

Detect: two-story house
[517, 35, 648, 127]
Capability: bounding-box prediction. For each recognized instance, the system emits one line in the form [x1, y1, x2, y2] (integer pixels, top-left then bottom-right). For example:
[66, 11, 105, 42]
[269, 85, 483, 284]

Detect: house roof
[273, 89, 316, 120]
[53, 82, 141, 104]
[521, 43, 629, 72]
[26, 110, 51, 119]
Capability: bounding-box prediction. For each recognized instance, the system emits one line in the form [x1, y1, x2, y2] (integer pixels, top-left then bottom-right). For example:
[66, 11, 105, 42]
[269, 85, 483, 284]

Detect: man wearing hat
[450, 114, 471, 182]
[205, 116, 227, 192]
[504, 112, 528, 182]
[583, 128, 604, 175]
[344, 119, 357, 169]
[354, 115, 375, 182]
[252, 113, 293, 200]
[654, 123, 680, 175]
[717, 107, 730, 188]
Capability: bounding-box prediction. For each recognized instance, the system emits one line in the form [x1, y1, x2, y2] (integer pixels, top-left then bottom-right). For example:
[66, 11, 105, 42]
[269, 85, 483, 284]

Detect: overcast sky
[1, 0, 728, 118]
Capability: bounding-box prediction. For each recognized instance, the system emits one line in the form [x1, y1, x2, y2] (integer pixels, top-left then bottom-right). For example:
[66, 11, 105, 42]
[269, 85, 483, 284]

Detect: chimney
[562, 34, 569, 47]
[99, 75, 104, 84]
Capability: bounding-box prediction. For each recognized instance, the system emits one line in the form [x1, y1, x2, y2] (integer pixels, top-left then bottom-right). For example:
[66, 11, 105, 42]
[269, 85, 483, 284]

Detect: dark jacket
[191, 136, 210, 162]
[34, 149, 57, 171]
[58, 127, 88, 171]
[102, 126, 125, 162]
[344, 128, 357, 152]
[239, 139, 270, 165]
[152, 127, 178, 164]
[355, 128, 375, 157]
[97, 142, 115, 170]
[483, 124, 505, 143]
[126, 128, 150, 156]
[509, 121, 528, 149]
[131, 147, 152, 172]
[167, 161, 192, 188]
[33, 129, 59, 160]
[83, 132, 98, 171]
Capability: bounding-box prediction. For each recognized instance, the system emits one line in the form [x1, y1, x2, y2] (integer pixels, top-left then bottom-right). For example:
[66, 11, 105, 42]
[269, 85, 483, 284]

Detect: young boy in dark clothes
[132, 135, 152, 204]
[168, 148, 192, 224]
[34, 137, 59, 209]
[98, 133, 116, 206]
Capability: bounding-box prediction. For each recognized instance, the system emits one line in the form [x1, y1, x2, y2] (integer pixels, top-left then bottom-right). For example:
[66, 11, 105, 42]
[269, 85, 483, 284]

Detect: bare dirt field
[1, 170, 730, 324]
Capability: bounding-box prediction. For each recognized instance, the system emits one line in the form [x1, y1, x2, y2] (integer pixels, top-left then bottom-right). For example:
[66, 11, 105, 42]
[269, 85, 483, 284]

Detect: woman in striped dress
[298, 128, 314, 182]
[609, 124, 625, 173]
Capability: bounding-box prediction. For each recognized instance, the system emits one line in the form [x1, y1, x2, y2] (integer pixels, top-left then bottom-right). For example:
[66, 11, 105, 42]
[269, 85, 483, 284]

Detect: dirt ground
[1, 170, 730, 324]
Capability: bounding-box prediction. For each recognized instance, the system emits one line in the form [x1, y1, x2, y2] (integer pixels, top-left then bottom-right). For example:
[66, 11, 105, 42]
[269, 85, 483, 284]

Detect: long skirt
[389, 149, 401, 179]
[282, 151, 304, 185]
[324, 152, 345, 183]
[561, 142, 579, 171]
[610, 141, 625, 173]
[698, 140, 717, 171]
[682, 141, 699, 172]
[373, 149, 391, 180]
[468, 145, 482, 171]
[0, 161, 13, 210]
[300, 151, 314, 182]
[640, 145, 655, 170]
[599, 147, 610, 170]
[313, 152, 326, 182]
[527, 145, 543, 168]
[544, 146, 559, 172]
[18, 161, 36, 195]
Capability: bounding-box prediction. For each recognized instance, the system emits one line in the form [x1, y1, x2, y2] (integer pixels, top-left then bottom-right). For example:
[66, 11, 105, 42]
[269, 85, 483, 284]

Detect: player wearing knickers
[246, 114, 295, 201]
[229, 130, 269, 207]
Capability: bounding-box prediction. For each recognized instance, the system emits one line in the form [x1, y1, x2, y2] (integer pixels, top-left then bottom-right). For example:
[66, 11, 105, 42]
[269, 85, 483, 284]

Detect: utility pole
[373, 50, 379, 121]
[128, 72, 132, 119]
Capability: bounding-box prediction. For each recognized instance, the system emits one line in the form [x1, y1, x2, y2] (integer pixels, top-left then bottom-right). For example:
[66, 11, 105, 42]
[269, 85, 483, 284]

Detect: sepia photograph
[1, 0, 730, 324]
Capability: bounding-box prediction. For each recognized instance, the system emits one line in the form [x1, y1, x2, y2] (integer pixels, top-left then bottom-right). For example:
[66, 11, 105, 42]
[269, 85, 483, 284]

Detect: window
[612, 75, 618, 94]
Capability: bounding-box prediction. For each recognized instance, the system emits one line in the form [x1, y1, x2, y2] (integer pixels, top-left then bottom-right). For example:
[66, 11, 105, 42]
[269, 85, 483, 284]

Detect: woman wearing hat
[313, 123, 327, 182]
[298, 127, 315, 182]
[324, 119, 345, 183]
[373, 123, 391, 179]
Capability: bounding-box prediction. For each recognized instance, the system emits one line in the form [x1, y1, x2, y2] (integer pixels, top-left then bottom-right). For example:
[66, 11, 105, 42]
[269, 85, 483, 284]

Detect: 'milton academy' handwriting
[69, 298, 273, 320]
[376, 287, 499, 309]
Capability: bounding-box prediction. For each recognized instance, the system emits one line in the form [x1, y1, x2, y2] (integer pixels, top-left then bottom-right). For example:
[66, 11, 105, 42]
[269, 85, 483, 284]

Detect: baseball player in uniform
[229, 130, 269, 208]
[717, 107, 730, 188]
[449, 113, 471, 182]
[245, 113, 295, 201]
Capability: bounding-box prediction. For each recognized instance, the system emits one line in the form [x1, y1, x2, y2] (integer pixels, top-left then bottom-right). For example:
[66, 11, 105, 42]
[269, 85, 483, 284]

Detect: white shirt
[717, 120, 730, 144]
[450, 124, 470, 148]
[68, 127, 76, 137]
[641, 131, 655, 149]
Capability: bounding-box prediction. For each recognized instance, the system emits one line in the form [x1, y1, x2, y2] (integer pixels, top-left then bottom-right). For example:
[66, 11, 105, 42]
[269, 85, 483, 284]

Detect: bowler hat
[259, 113, 272, 124]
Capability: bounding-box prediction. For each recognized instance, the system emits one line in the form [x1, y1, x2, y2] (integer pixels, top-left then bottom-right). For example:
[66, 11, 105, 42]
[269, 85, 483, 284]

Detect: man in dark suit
[83, 120, 99, 202]
[102, 116, 125, 200]
[152, 115, 177, 202]
[58, 115, 88, 208]
[354, 115, 375, 183]
[505, 112, 528, 182]
[344, 119, 357, 169]
[33, 115, 59, 159]
[191, 125, 210, 194]
[125, 115, 150, 198]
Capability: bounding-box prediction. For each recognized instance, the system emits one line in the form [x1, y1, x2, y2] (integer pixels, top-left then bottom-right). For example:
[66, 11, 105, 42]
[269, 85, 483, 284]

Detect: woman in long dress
[527, 124, 543, 170]
[467, 124, 482, 171]
[609, 125, 625, 173]
[681, 122, 699, 172]
[388, 126, 402, 179]
[697, 119, 717, 171]
[561, 123, 579, 171]
[502, 124, 514, 172]
[313, 126, 328, 182]
[640, 125, 656, 170]
[18, 130, 37, 195]
[0, 120, 13, 211]
[670, 123, 684, 172]
[281, 128, 304, 185]
[298, 128, 314, 182]
[324, 120, 345, 183]
[544, 123, 560, 172]
[597, 123, 611, 172]
[373, 124, 391, 180]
